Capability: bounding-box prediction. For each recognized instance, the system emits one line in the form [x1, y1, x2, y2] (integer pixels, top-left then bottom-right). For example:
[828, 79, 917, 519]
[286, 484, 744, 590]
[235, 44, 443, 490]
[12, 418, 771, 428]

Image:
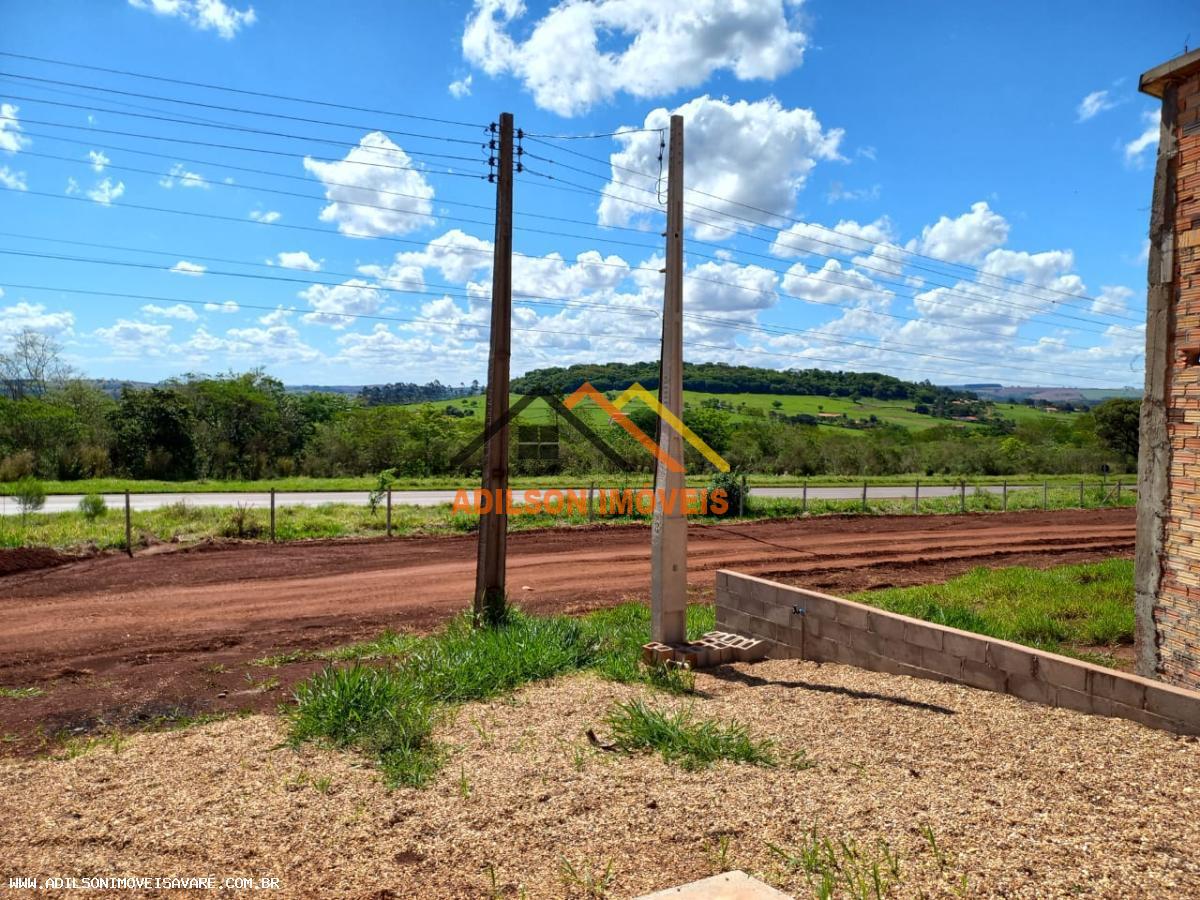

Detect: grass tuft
[601, 699, 777, 771]
[285, 603, 718, 787]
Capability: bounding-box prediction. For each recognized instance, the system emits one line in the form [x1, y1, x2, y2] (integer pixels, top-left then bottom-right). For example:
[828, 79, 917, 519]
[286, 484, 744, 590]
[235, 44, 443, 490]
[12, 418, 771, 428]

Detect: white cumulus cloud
[911, 201, 1009, 264]
[88, 150, 110, 172]
[203, 300, 239, 313]
[159, 162, 209, 189]
[128, 0, 256, 39]
[141, 302, 199, 321]
[0, 103, 29, 154]
[449, 75, 473, 98]
[301, 279, 386, 328]
[94, 319, 172, 357]
[0, 301, 75, 338]
[170, 260, 206, 276]
[272, 250, 322, 271]
[250, 209, 281, 224]
[0, 166, 27, 190]
[1124, 110, 1160, 166]
[303, 132, 435, 237]
[1076, 89, 1116, 122]
[462, 0, 808, 116]
[599, 95, 842, 240]
[87, 178, 125, 205]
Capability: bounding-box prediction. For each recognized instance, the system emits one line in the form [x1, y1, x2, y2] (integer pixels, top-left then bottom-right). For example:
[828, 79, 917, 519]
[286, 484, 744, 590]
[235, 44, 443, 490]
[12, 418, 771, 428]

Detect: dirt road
[0, 509, 1133, 751]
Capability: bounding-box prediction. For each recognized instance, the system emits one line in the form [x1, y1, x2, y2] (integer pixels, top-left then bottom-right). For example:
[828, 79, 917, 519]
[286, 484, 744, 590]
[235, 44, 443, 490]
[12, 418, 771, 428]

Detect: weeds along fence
[0, 480, 1138, 554]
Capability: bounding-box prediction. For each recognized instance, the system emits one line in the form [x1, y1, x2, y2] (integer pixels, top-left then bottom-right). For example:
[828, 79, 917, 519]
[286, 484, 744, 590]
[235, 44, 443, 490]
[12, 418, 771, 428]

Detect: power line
[3, 186, 1134, 362]
[4, 114, 488, 180]
[0, 50, 483, 129]
[0, 69, 488, 142]
[0, 92, 485, 151]
[522, 127, 666, 140]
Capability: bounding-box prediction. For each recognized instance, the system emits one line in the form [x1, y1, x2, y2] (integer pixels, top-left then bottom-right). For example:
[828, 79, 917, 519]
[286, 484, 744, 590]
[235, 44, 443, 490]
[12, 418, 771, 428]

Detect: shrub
[221, 503, 263, 538]
[13, 476, 45, 519]
[0, 450, 36, 482]
[78, 493, 107, 520]
[707, 470, 745, 518]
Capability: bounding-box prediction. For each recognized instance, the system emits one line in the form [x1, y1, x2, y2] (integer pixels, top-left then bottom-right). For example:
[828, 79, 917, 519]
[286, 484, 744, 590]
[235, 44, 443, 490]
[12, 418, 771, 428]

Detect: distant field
[418, 390, 1080, 434]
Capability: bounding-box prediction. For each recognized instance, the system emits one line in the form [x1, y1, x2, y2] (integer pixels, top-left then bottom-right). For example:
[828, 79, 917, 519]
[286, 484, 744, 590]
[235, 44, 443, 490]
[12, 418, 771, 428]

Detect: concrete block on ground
[635, 870, 793, 899]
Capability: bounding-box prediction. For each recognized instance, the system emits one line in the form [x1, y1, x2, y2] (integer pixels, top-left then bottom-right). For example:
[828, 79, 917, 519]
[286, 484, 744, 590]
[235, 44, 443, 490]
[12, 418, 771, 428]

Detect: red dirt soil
[0, 509, 1134, 754]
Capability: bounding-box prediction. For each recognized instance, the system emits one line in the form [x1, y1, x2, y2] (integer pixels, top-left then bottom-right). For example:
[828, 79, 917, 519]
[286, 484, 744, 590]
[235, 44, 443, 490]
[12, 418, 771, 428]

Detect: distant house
[817, 412, 843, 420]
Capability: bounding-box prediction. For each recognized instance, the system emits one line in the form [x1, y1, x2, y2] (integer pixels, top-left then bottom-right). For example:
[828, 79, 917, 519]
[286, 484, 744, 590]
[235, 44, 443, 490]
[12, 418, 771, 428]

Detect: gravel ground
[2, 659, 1198, 899]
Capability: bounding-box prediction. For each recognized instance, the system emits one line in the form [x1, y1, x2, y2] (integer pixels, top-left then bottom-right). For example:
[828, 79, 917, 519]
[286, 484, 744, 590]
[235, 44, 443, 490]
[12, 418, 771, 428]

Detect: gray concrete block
[920, 646, 965, 680]
[1144, 681, 1200, 725]
[959, 658, 1009, 694]
[1036, 653, 1089, 694]
[1088, 670, 1148, 709]
[835, 602, 872, 631]
[985, 641, 1036, 678]
[940, 629, 988, 664]
[1008, 673, 1054, 706]
[903, 621, 944, 651]
[866, 610, 908, 643]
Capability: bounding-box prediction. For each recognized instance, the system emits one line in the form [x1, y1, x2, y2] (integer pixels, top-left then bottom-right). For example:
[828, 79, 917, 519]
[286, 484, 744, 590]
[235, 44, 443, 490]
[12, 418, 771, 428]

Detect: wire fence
[0, 479, 1137, 554]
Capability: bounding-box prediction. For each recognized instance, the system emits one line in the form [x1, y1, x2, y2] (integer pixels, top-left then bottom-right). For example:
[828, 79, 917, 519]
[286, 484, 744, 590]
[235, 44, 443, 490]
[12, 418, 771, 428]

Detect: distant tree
[0, 329, 73, 400]
[1092, 398, 1141, 462]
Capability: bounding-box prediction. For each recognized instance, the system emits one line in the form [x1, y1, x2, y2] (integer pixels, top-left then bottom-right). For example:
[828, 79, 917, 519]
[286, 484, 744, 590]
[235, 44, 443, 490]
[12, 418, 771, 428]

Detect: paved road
[0, 482, 1125, 516]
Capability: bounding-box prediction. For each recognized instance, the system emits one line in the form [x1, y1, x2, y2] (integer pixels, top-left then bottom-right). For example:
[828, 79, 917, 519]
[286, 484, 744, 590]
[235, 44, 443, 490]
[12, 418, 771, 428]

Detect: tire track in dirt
[0, 508, 1133, 752]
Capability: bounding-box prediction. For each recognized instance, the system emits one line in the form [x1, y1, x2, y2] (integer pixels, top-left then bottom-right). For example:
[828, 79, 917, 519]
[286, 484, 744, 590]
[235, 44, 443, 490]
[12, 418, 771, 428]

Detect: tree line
[0, 330, 1140, 483]
[511, 361, 977, 403]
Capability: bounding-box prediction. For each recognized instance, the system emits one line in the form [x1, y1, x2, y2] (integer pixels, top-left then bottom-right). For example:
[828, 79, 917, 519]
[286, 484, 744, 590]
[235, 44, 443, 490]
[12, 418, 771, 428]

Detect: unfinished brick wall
[716, 570, 1200, 735]
[1138, 50, 1200, 688]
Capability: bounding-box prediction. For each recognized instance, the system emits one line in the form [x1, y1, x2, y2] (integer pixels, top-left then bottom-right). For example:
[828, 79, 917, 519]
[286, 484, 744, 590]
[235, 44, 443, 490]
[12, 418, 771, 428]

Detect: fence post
[124, 490, 132, 557]
[270, 488, 276, 543]
[587, 481, 595, 521]
[386, 488, 392, 537]
[1080, 480, 1085, 508]
[1043, 481, 1048, 509]
[1002, 479, 1007, 512]
[914, 479, 920, 514]
[1117, 480, 1123, 504]
[861, 480, 868, 512]
[801, 479, 808, 514]
[1101, 475, 1107, 506]
[960, 480, 966, 513]
[738, 475, 746, 517]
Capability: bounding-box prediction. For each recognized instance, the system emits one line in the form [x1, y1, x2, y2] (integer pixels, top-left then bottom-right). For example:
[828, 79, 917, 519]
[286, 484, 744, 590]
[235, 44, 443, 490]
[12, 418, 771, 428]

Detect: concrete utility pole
[651, 114, 687, 645]
[474, 112, 514, 627]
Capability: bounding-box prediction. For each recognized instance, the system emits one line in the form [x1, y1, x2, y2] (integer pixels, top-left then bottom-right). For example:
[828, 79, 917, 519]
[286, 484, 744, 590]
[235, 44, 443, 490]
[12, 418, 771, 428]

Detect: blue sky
[0, 0, 1191, 387]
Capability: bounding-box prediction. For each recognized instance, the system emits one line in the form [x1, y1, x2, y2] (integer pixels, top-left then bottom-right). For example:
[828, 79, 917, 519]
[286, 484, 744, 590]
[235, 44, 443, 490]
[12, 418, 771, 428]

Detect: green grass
[0, 686, 43, 699]
[850, 559, 1135, 664]
[600, 699, 778, 771]
[286, 603, 716, 787]
[1, 482, 1136, 552]
[417, 390, 1080, 435]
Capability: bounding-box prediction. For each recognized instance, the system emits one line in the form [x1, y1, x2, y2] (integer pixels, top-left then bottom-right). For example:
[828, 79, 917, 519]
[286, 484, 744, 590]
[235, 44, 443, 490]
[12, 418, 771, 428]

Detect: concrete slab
[635, 870, 793, 899]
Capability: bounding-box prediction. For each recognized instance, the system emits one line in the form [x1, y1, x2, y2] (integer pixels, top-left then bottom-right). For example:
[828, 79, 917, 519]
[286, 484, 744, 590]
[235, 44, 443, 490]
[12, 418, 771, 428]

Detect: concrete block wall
[715, 569, 1200, 735]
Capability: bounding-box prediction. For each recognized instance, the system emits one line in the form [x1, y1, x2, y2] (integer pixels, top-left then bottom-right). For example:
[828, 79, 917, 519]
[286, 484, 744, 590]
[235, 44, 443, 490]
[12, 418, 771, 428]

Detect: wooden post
[914, 479, 920, 514]
[738, 474, 747, 517]
[124, 489, 132, 557]
[861, 480, 868, 512]
[270, 487, 276, 542]
[1043, 480, 1049, 509]
[960, 480, 966, 513]
[474, 111, 514, 627]
[802, 480, 808, 514]
[1080, 480, 1086, 508]
[386, 488, 392, 537]
[1117, 479, 1123, 504]
[587, 481, 595, 521]
[650, 113, 687, 646]
[1002, 479, 1007, 512]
